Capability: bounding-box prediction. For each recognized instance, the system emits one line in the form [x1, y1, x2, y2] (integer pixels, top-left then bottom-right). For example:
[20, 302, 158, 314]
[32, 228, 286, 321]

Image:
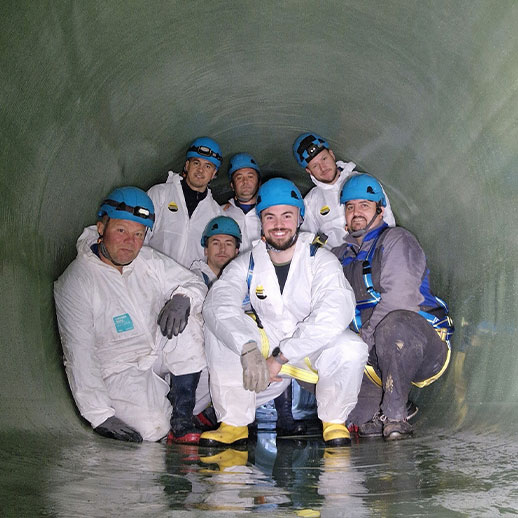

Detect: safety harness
[343, 226, 454, 388]
[242, 233, 328, 384]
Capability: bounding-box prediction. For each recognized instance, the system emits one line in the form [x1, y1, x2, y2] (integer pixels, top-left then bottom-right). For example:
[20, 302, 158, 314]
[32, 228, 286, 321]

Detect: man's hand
[94, 416, 143, 442]
[157, 294, 191, 338]
[240, 341, 269, 393]
[266, 356, 282, 383]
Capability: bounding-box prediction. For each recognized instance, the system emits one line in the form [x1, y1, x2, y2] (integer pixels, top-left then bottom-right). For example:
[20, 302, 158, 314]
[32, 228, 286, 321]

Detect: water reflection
[162, 433, 367, 515]
[163, 441, 290, 512]
[4, 426, 518, 517]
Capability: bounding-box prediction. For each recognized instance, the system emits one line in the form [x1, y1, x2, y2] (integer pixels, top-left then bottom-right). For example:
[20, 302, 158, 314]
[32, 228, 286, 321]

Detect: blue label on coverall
[113, 313, 134, 333]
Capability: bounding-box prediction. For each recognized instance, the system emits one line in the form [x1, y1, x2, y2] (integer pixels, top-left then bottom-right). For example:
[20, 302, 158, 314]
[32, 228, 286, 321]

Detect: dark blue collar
[235, 198, 256, 214]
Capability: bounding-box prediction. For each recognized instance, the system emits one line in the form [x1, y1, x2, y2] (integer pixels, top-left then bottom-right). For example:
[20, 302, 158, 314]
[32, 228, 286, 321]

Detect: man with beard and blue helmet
[333, 174, 453, 440]
[199, 178, 368, 448]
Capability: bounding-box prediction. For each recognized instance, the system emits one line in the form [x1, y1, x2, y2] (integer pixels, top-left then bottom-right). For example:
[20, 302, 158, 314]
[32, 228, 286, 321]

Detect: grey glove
[94, 416, 143, 443]
[157, 294, 191, 338]
[240, 341, 269, 393]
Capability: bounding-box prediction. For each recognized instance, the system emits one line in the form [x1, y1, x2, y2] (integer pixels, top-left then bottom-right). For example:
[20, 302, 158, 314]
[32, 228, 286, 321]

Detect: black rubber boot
[167, 371, 202, 444]
[193, 406, 218, 431]
[274, 383, 307, 437]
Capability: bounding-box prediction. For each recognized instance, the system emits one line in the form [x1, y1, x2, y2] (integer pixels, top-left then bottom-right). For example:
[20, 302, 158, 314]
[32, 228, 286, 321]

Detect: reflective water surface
[2, 423, 516, 517]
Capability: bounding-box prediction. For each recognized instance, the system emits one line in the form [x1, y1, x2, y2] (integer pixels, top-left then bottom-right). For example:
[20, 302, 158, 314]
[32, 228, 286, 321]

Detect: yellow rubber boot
[199, 448, 249, 471]
[199, 422, 249, 447]
[322, 422, 351, 447]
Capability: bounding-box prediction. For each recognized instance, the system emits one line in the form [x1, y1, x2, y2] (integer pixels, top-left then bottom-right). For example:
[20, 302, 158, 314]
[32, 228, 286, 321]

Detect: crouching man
[199, 178, 368, 448]
[54, 187, 208, 443]
[333, 174, 454, 440]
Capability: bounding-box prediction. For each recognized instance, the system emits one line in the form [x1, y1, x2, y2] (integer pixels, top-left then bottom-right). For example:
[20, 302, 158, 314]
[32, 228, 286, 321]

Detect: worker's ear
[96, 220, 106, 239]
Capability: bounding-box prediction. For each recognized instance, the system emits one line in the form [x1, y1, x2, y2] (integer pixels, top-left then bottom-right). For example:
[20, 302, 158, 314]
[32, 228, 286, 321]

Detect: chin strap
[98, 237, 133, 268]
[349, 204, 383, 238]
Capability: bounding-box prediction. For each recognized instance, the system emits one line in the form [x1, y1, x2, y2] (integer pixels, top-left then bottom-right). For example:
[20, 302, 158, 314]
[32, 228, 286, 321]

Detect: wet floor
[2, 422, 517, 518]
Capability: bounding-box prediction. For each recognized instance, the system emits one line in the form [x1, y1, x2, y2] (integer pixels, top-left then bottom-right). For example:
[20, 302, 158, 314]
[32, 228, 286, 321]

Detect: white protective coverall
[202, 232, 368, 426]
[302, 161, 396, 249]
[54, 226, 209, 441]
[146, 171, 222, 268]
[190, 259, 217, 288]
[221, 198, 261, 253]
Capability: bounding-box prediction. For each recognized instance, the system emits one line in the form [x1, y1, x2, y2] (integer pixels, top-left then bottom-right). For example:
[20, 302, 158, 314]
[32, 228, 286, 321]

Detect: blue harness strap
[241, 253, 255, 310]
[351, 230, 454, 347]
[351, 232, 383, 333]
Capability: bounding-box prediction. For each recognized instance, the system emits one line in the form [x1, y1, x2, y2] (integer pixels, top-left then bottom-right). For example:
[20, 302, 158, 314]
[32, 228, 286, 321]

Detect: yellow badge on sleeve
[319, 205, 330, 216]
[168, 201, 179, 212]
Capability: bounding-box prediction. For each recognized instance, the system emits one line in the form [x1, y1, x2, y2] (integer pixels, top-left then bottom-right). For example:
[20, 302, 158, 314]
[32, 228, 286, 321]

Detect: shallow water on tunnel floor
[2, 426, 517, 517]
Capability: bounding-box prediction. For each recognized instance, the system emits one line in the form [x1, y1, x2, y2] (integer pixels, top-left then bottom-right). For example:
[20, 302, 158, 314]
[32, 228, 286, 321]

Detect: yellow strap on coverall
[246, 312, 319, 384]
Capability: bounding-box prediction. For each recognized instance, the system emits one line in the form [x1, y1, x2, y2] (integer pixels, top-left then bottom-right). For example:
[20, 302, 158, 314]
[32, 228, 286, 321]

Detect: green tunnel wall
[1, 1, 518, 435]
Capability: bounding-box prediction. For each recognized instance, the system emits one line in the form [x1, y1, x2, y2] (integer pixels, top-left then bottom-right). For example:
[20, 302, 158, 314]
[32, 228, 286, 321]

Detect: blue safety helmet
[186, 137, 222, 168]
[255, 178, 305, 220]
[293, 132, 330, 168]
[227, 153, 261, 180]
[97, 187, 155, 229]
[201, 216, 242, 248]
[340, 174, 387, 207]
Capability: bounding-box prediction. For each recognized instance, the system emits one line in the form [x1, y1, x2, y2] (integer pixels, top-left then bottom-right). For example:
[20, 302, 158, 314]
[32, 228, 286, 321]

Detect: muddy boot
[383, 419, 413, 441]
[358, 412, 384, 438]
[167, 371, 202, 444]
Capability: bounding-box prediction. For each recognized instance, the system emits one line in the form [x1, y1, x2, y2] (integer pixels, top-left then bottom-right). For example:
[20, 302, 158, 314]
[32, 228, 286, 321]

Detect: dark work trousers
[349, 310, 448, 423]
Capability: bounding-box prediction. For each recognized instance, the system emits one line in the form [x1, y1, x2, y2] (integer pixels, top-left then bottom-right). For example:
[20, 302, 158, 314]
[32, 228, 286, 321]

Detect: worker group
[54, 132, 454, 447]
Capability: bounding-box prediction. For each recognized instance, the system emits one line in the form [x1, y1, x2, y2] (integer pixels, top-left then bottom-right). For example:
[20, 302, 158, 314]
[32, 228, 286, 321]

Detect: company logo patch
[319, 205, 330, 216]
[168, 201, 179, 212]
[113, 313, 134, 333]
[255, 285, 267, 300]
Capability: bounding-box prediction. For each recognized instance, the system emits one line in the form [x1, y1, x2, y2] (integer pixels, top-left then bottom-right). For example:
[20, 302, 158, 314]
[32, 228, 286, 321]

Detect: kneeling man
[54, 187, 208, 443]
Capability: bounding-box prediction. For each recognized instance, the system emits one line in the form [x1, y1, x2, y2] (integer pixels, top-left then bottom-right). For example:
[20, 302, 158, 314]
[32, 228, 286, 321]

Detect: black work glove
[157, 294, 191, 338]
[94, 416, 143, 443]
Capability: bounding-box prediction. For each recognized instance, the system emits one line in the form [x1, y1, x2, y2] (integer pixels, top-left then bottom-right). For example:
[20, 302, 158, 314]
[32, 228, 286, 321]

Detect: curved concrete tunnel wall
[1, 1, 518, 436]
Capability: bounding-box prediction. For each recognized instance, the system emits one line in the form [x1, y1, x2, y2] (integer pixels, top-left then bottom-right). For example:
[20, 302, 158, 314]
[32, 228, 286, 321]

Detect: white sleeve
[202, 254, 255, 356]
[151, 249, 208, 314]
[301, 191, 319, 235]
[54, 270, 114, 428]
[280, 250, 356, 362]
[144, 182, 166, 246]
[381, 185, 396, 227]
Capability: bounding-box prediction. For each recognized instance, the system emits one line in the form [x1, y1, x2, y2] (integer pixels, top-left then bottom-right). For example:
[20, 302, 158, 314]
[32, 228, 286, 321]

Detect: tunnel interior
[2, 1, 518, 516]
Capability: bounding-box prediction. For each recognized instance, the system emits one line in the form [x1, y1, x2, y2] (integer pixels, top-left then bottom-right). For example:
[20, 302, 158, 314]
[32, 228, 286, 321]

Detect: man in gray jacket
[332, 174, 453, 440]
